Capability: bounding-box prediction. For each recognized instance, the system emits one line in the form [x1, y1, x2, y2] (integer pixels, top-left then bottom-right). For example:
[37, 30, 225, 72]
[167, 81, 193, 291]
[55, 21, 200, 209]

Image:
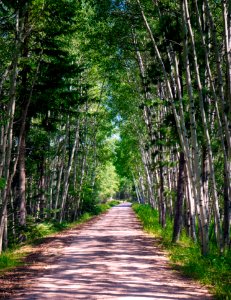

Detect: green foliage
[0, 250, 25, 272]
[82, 196, 120, 215]
[0, 177, 6, 190]
[133, 203, 231, 299]
[24, 219, 69, 242]
[81, 198, 101, 215]
[107, 200, 121, 207]
[114, 126, 143, 180]
[96, 161, 120, 201]
[95, 200, 121, 214]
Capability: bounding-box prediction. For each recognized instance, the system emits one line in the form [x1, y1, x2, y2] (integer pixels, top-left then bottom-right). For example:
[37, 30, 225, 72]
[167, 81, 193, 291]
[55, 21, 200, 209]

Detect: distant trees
[97, 161, 119, 202]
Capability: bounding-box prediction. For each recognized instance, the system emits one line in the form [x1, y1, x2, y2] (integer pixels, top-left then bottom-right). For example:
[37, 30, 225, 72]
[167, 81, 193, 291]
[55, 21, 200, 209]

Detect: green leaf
[0, 178, 6, 190]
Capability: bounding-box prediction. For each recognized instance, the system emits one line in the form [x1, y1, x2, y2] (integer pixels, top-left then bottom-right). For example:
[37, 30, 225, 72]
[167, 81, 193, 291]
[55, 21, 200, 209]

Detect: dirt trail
[9, 203, 212, 299]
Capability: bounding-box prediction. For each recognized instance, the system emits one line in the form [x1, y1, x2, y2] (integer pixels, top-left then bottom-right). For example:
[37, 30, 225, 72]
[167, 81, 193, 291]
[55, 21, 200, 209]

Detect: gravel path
[11, 203, 212, 299]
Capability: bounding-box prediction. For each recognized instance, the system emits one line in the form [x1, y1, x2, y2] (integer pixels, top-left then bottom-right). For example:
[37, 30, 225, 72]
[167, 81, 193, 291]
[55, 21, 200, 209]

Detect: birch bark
[59, 120, 80, 223]
[172, 152, 185, 243]
[183, 0, 223, 251]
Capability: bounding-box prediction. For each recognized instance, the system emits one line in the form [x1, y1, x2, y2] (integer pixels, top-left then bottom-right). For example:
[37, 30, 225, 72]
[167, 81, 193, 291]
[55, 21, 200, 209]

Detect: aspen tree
[53, 119, 70, 220]
[194, 0, 231, 248]
[132, 30, 156, 207]
[0, 5, 23, 253]
[172, 152, 185, 243]
[59, 120, 80, 223]
[136, 0, 210, 252]
[183, 0, 223, 250]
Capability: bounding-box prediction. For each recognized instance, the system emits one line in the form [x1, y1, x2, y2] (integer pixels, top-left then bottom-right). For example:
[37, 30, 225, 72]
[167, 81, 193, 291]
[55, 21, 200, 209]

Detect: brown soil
[0, 203, 213, 299]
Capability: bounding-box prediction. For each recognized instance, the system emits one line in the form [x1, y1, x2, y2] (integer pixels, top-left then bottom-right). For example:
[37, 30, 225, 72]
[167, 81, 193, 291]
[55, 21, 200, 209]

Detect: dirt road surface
[8, 203, 212, 299]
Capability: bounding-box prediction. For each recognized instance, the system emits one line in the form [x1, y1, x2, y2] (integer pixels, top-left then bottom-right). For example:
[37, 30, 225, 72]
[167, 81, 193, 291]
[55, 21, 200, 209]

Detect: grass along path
[133, 203, 231, 300]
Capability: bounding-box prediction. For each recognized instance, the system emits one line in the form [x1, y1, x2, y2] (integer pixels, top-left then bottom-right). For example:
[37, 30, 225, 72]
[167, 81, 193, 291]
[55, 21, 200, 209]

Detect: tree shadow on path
[2, 204, 213, 300]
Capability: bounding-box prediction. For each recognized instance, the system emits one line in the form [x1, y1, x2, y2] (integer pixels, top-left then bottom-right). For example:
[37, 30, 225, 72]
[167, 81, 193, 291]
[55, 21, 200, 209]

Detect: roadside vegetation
[133, 203, 231, 300]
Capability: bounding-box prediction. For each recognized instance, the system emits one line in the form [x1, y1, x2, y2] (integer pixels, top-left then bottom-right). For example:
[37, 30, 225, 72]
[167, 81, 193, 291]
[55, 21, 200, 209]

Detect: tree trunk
[222, 0, 231, 113]
[17, 132, 26, 241]
[223, 161, 231, 248]
[38, 157, 46, 220]
[183, 0, 223, 252]
[59, 120, 80, 223]
[172, 152, 185, 243]
[159, 150, 166, 228]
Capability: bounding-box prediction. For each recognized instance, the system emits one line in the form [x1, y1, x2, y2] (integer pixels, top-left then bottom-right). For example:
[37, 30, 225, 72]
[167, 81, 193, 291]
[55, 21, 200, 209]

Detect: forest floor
[0, 203, 213, 300]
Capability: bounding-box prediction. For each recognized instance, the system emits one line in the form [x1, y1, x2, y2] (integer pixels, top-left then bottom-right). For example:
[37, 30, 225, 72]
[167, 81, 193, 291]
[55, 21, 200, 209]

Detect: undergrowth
[0, 250, 25, 272]
[133, 203, 231, 300]
[0, 201, 120, 272]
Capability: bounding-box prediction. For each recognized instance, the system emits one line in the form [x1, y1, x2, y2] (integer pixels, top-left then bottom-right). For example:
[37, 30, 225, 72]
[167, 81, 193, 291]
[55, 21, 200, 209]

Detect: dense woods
[0, 0, 230, 259]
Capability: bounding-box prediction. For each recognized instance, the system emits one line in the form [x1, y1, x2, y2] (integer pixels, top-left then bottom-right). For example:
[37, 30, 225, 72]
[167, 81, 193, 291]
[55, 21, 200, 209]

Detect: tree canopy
[0, 0, 230, 256]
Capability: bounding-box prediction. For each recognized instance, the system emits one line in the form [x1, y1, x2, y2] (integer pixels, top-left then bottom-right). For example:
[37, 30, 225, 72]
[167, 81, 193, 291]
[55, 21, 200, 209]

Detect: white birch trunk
[59, 120, 80, 223]
[183, 0, 223, 251]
